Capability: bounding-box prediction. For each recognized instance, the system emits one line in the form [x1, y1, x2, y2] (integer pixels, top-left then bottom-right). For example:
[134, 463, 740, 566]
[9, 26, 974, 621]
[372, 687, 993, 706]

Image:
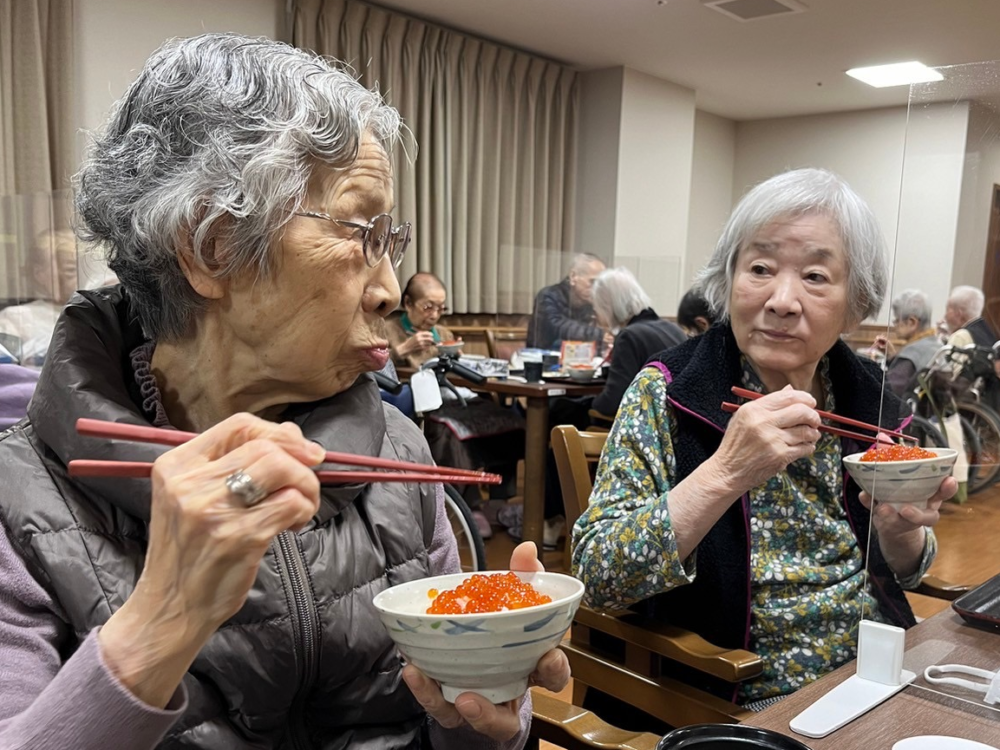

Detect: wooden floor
[480, 483, 1000, 747]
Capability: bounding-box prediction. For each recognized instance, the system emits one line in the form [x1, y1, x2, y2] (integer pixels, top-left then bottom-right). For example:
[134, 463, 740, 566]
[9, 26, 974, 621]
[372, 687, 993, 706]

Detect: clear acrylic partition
[866, 60, 1000, 723]
[0, 189, 114, 368]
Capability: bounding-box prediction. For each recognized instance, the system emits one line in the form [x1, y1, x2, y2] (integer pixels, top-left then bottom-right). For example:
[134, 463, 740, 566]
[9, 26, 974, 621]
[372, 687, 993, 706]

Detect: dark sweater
[645, 325, 916, 699]
[591, 309, 686, 417]
[526, 278, 601, 349]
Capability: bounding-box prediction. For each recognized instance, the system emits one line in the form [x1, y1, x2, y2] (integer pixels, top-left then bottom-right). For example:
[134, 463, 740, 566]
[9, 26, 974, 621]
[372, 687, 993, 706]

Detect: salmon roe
[426, 572, 552, 614]
[860, 444, 936, 462]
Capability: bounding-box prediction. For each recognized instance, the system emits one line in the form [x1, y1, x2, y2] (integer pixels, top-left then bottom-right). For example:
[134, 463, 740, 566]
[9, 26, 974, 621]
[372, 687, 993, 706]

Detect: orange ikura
[860, 444, 936, 462]
[426, 572, 552, 614]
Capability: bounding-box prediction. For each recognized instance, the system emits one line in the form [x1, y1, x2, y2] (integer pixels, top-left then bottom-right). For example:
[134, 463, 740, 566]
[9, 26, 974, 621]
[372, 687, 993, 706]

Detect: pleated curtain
[292, 0, 578, 313]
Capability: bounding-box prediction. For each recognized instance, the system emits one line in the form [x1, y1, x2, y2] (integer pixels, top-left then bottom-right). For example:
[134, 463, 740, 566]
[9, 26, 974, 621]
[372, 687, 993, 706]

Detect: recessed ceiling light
[845, 61, 943, 88]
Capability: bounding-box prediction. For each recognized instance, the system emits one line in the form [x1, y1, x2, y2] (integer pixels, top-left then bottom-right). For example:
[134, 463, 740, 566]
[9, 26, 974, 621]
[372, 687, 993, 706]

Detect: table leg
[522, 395, 549, 559]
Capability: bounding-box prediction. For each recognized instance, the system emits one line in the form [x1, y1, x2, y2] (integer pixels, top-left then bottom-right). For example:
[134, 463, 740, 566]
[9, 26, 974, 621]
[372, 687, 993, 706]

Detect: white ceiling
[374, 0, 1000, 120]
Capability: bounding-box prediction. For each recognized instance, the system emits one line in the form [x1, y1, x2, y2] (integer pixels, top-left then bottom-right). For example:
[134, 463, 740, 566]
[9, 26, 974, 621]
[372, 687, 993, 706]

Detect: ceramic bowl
[567, 367, 596, 383]
[372, 571, 584, 703]
[436, 340, 465, 356]
[842, 447, 958, 508]
[657, 723, 812, 749]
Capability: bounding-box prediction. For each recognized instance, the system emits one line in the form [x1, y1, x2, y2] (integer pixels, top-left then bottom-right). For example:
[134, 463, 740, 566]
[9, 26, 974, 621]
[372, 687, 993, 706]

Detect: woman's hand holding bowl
[713, 385, 822, 493]
[858, 475, 955, 578]
[401, 542, 571, 742]
[98, 413, 325, 708]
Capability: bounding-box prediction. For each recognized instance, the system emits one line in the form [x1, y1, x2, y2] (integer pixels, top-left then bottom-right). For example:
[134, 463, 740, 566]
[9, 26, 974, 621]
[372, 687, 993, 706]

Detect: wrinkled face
[405, 283, 447, 330]
[222, 135, 401, 400]
[729, 213, 851, 388]
[569, 260, 604, 304]
[893, 314, 920, 341]
[945, 299, 968, 333]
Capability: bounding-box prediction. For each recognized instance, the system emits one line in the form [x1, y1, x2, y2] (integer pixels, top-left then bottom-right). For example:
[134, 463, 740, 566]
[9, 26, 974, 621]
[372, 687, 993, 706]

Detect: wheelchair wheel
[903, 415, 947, 449]
[959, 401, 1000, 492]
[442, 484, 487, 572]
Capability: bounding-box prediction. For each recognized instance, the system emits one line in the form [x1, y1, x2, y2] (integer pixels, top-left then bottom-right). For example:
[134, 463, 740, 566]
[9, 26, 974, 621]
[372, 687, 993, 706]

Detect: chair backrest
[550, 425, 608, 533]
[550, 422, 761, 730]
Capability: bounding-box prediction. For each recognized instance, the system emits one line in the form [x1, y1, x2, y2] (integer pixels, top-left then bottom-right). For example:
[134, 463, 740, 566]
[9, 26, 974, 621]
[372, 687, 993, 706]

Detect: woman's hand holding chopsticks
[714, 385, 822, 493]
[97, 413, 324, 710]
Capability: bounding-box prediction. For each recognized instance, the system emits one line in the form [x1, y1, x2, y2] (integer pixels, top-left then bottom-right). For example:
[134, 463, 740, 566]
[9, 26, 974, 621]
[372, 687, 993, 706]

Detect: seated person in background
[0, 364, 39, 430]
[508, 268, 685, 548]
[0, 229, 79, 365]
[0, 34, 567, 749]
[0, 229, 117, 366]
[388, 272, 524, 537]
[526, 253, 606, 350]
[874, 289, 941, 396]
[676, 287, 716, 337]
[941, 284, 984, 342]
[586, 267, 685, 419]
[573, 168, 954, 719]
[387, 272, 456, 367]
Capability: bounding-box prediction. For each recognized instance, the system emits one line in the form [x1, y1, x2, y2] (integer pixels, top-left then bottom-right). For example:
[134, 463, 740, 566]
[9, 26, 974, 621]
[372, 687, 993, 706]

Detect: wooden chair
[550, 425, 761, 729]
[548, 424, 970, 731]
[586, 407, 614, 433]
[529, 691, 661, 750]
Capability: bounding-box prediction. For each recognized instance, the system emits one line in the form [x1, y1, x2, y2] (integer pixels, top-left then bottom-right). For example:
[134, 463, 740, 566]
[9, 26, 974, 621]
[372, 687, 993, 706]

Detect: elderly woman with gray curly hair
[0, 34, 568, 749]
[572, 168, 956, 715]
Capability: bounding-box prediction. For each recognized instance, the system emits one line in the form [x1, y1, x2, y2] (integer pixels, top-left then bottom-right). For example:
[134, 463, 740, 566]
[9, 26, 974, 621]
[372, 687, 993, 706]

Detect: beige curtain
[0, 0, 74, 196]
[293, 0, 578, 313]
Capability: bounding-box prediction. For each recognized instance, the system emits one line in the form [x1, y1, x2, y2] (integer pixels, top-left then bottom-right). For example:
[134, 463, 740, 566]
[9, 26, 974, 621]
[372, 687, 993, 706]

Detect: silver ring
[224, 469, 268, 507]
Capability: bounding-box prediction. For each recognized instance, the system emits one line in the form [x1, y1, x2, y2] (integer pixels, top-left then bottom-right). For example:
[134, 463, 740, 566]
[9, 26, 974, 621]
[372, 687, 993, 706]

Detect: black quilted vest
[644, 325, 916, 699]
[0, 287, 436, 748]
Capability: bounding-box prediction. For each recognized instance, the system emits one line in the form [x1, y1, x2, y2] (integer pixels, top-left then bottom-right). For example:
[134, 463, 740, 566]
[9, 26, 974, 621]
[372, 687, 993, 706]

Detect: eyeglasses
[295, 211, 412, 269]
[416, 301, 449, 315]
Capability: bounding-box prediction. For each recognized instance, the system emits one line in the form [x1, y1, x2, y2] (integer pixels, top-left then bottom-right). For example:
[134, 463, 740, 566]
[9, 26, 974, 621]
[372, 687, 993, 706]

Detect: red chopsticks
[69, 418, 502, 485]
[723, 386, 917, 444]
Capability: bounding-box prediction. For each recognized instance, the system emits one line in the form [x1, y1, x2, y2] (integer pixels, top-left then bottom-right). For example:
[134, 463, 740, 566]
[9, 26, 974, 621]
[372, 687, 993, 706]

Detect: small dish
[567, 366, 596, 383]
[842, 447, 958, 508]
[436, 340, 465, 356]
[952, 571, 1000, 633]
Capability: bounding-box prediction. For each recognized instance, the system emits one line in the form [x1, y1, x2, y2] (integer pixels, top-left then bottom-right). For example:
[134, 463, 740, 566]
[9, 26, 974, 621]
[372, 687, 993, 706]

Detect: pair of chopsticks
[722, 386, 916, 444]
[68, 418, 502, 485]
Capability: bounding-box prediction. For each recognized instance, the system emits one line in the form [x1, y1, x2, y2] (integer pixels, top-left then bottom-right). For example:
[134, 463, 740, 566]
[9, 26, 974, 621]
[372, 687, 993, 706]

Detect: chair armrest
[913, 574, 971, 601]
[575, 606, 763, 683]
[530, 690, 662, 750]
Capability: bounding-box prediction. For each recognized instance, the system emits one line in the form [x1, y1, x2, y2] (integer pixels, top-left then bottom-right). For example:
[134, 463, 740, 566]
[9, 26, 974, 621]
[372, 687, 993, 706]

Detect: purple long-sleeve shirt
[0, 485, 531, 749]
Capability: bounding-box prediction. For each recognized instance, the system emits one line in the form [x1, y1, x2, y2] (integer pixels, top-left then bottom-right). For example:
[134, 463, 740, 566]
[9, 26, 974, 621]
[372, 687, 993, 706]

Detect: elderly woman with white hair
[572, 168, 955, 713]
[0, 34, 568, 749]
[588, 267, 685, 417]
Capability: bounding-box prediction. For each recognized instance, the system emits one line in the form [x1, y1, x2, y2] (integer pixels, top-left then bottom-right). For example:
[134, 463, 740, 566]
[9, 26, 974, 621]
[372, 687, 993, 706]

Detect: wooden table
[397, 367, 603, 556]
[750, 609, 1000, 747]
[460, 377, 603, 557]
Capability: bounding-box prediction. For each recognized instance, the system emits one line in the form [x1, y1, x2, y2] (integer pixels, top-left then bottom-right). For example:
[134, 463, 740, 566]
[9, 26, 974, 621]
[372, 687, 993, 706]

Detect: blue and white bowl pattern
[373, 571, 584, 703]
[843, 448, 959, 508]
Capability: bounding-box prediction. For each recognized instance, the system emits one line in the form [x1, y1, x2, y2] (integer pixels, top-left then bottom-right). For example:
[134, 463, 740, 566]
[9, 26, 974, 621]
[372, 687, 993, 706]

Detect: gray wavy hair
[696, 168, 888, 326]
[75, 33, 402, 340]
[591, 267, 652, 331]
[891, 289, 933, 329]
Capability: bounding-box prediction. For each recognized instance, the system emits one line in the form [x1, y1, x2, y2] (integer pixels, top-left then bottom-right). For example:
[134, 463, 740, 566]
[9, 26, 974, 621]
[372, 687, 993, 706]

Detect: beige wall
[686, 109, 735, 289]
[74, 0, 283, 159]
[954, 102, 1000, 290]
[574, 68, 624, 264]
[732, 105, 970, 323]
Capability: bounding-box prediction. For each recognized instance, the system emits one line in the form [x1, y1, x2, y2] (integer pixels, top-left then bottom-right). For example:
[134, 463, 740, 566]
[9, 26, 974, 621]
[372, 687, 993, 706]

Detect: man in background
[526, 253, 606, 349]
[941, 285, 985, 341]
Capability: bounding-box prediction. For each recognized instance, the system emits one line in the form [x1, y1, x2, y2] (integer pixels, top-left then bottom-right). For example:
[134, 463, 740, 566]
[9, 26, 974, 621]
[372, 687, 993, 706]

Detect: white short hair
[891, 289, 933, 329]
[591, 267, 652, 329]
[948, 285, 985, 320]
[696, 168, 888, 325]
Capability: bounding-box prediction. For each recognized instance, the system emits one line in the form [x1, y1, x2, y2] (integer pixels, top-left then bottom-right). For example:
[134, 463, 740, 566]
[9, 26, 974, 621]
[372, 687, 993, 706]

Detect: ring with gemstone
[224, 469, 268, 507]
